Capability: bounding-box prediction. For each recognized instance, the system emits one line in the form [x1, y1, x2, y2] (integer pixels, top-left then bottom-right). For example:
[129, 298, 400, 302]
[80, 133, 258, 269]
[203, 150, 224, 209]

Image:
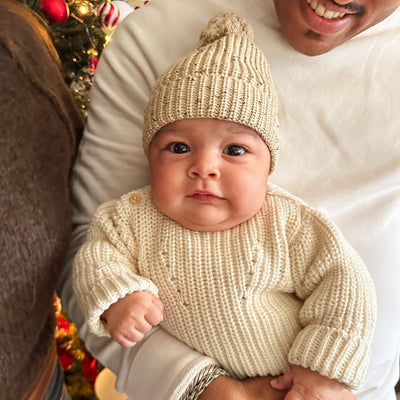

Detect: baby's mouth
[188, 191, 224, 203]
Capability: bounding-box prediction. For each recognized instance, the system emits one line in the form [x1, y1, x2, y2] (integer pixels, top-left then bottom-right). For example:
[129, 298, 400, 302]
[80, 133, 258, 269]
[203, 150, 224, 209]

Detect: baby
[73, 10, 376, 399]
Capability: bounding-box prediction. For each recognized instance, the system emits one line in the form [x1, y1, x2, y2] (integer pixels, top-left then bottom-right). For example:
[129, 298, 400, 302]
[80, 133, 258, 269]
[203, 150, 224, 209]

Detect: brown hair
[6, 0, 61, 65]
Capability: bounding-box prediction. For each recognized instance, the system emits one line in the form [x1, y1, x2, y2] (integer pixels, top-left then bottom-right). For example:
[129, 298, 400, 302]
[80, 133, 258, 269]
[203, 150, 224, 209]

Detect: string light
[79, 5, 88, 14]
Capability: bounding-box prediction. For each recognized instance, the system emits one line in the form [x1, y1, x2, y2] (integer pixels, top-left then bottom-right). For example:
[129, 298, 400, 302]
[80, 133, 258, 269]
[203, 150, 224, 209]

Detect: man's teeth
[306, 0, 346, 19]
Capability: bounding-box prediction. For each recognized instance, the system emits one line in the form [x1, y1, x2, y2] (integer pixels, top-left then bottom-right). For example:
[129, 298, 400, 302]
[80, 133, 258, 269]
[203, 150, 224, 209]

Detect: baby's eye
[168, 142, 190, 154]
[223, 145, 246, 156]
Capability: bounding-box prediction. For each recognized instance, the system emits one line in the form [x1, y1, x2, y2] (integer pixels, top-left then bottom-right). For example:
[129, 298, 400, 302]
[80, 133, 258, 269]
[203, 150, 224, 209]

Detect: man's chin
[286, 31, 344, 56]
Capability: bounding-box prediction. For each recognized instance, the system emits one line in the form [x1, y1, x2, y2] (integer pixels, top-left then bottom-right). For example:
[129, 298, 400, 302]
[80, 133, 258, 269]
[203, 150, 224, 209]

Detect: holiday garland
[54, 295, 102, 399]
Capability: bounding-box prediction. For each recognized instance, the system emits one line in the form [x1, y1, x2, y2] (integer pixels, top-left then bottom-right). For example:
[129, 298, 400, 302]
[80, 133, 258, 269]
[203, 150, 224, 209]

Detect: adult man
[59, 0, 400, 399]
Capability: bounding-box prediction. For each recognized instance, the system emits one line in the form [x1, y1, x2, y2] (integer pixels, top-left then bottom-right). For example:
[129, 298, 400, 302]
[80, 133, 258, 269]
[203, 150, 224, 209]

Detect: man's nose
[188, 152, 220, 179]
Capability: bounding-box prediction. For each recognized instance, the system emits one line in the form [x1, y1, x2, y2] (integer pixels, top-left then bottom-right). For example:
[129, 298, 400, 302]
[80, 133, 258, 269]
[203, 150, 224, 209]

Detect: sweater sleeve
[287, 206, 376, 389]
[72, 198, 159, 337]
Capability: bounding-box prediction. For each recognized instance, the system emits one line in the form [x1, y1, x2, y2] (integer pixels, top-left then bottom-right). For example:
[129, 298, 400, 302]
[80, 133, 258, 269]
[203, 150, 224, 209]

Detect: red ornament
[98, 1, 120, 30]
[57, 346, 75, 370]
[89, 56, 99, 70]
[40, 0, 69, 24]
[56, 314, 71, 334]
[82, 354, 100, 384]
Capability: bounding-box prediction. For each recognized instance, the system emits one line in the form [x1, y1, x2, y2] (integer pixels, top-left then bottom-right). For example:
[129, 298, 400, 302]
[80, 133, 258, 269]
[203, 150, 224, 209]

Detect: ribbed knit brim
[143, 10, 279, 173]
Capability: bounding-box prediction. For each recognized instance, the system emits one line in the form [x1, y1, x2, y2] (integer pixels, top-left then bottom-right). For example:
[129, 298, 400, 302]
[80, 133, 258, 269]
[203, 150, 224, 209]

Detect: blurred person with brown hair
[0, 1, 84, 398]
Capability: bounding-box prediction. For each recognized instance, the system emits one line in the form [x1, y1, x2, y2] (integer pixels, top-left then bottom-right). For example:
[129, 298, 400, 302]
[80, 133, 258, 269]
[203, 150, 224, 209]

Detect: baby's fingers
[110, 325, 145, 347]
[152, 295, 164, 312]
[115, 334, 139, 348]
[111, 330, 141, 347]
[145, 296, 164, 326]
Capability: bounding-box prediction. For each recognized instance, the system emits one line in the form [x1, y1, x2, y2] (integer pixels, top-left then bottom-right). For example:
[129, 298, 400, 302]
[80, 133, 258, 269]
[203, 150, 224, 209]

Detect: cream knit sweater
[73, 184, 376, 389]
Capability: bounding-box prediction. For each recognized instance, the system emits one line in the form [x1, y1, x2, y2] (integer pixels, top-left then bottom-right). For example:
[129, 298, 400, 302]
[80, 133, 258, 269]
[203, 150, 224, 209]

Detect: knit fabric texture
[0, 1, 83, 398]
[142, 10, 279, 173]
[73, 185, 376, 389]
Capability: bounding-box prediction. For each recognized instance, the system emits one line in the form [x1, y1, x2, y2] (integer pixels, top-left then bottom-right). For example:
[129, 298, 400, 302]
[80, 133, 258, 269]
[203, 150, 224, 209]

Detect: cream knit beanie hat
[143, 10, 279, 172]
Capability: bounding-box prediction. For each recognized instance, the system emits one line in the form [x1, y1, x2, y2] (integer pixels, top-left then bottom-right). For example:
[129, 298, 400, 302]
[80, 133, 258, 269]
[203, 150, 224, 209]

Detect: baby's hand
[101, 291, 164, 347]
[270, 365, 356, 400]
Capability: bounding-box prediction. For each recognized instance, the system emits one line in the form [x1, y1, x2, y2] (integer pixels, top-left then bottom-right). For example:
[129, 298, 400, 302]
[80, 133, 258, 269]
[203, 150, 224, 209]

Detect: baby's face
[148, 118, 271, 231]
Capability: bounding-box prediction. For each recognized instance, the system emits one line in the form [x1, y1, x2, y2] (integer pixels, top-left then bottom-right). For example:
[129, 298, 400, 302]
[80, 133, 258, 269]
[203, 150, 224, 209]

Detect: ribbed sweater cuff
[288, 324, 370, 389]
[85, 271, 159, 337]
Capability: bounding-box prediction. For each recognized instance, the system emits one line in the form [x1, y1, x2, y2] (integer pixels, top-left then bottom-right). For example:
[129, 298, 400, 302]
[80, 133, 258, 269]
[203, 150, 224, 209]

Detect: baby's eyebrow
[227, 125, 259, 138]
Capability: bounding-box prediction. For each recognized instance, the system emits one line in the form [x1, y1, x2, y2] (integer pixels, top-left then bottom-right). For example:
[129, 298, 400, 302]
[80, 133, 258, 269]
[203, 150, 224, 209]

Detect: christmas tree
[18, 0, 139, 117]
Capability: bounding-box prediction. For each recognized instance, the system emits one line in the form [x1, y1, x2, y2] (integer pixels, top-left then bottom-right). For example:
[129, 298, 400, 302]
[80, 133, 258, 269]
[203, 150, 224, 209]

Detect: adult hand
[270, 365, 357, 400]
[199, 375, 288, 400]
[101, 290, 164, 347]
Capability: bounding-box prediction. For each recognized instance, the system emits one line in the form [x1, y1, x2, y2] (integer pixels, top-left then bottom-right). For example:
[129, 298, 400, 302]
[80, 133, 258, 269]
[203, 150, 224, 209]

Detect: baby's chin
[174, 213, 254, 232]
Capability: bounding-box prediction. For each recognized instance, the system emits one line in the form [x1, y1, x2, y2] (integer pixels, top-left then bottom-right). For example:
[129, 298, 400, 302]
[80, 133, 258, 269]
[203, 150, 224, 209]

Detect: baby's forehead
[224, 122, 261, 138]
[158, 118, 261, 138]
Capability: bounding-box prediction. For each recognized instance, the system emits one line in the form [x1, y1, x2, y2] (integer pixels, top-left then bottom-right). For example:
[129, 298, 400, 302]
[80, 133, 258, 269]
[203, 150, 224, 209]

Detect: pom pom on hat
[198, 9, 254, 48]
[143, 10, 279, 173]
